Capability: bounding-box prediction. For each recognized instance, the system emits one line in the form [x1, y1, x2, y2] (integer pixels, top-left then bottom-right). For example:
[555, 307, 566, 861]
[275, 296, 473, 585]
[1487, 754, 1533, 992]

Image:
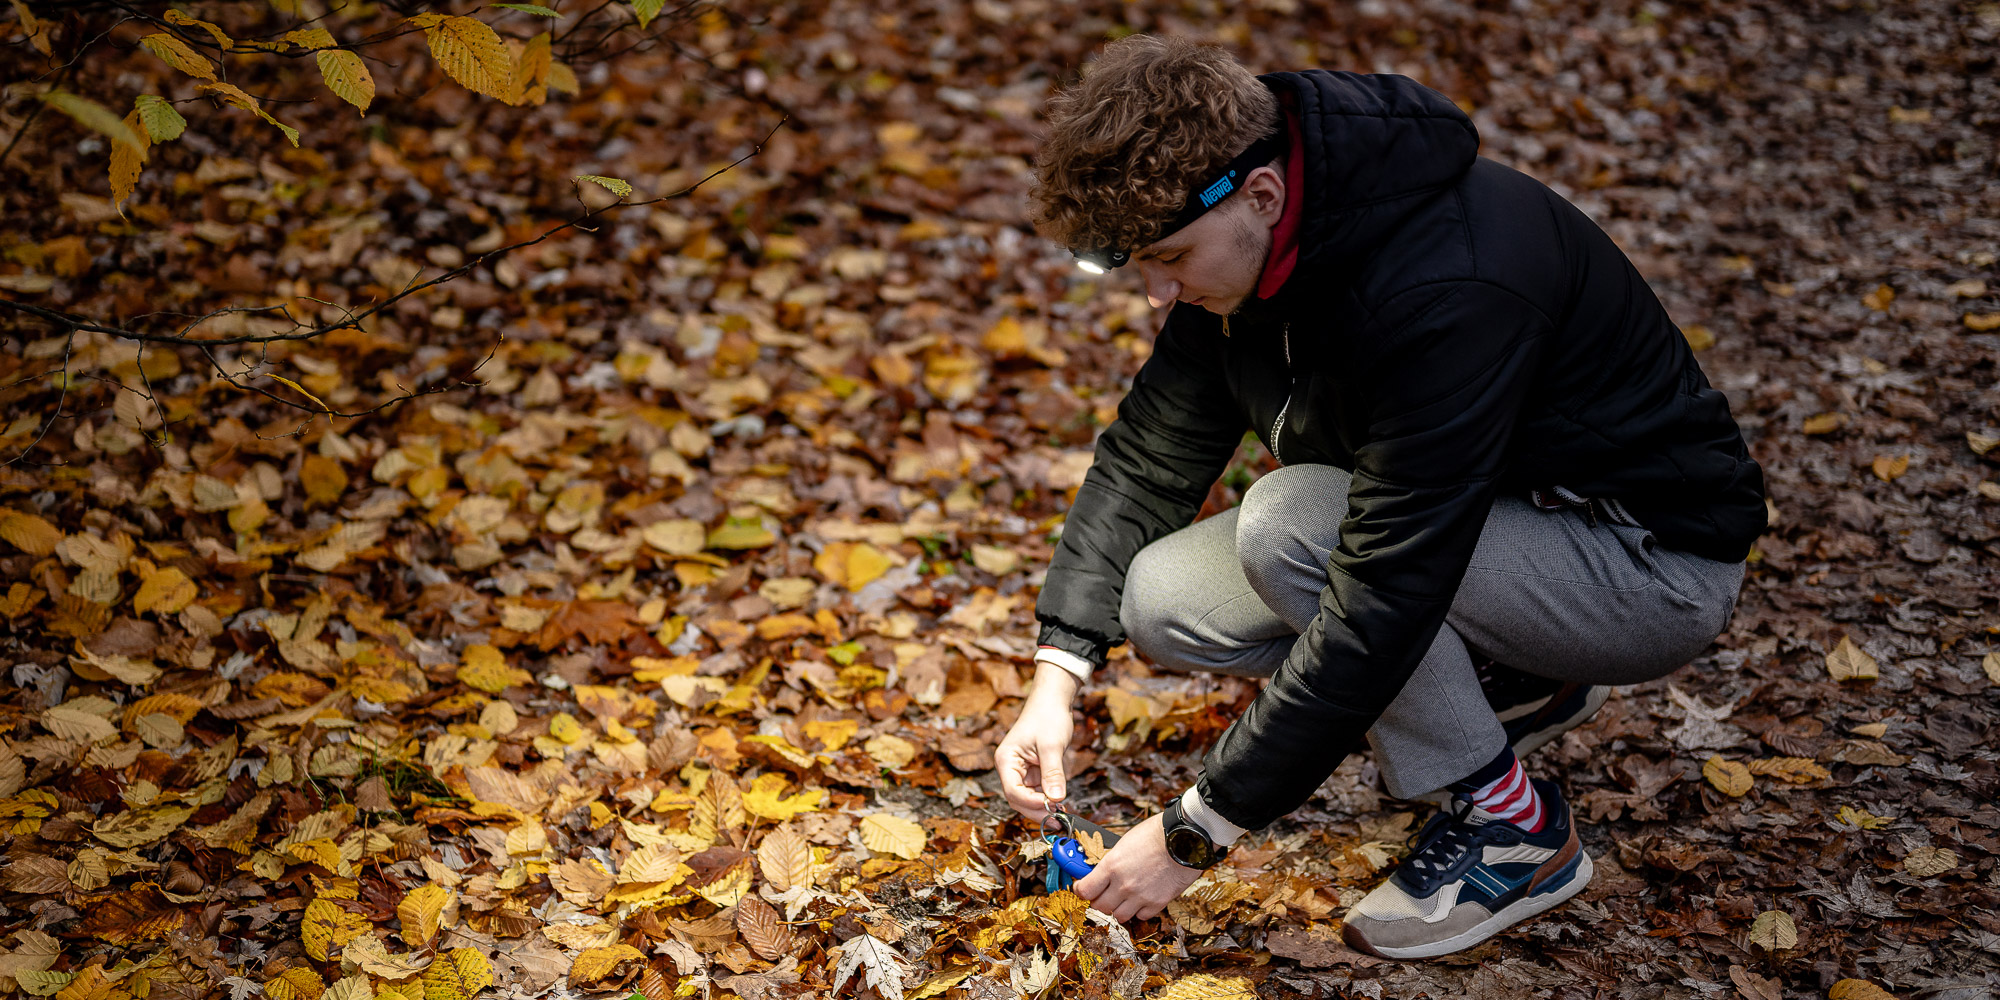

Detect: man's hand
[1073, 813, 1204, 922]
[995, 663, 1080, 822]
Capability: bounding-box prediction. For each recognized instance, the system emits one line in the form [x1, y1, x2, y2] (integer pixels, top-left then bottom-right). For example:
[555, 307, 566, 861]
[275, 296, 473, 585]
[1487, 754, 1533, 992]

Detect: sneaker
[1342, 778, 1594, 960]
[1475, 659, 1609, 758]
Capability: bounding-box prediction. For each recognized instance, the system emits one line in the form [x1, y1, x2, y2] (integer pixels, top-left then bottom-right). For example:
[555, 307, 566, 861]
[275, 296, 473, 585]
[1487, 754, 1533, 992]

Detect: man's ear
[1241, 164, 1286, 229]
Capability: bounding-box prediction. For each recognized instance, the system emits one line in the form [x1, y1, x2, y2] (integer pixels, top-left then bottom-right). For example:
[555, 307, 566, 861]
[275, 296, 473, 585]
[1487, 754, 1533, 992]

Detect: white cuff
[1179, 786, 1249, 847]
[1032, 646, 1094, 684]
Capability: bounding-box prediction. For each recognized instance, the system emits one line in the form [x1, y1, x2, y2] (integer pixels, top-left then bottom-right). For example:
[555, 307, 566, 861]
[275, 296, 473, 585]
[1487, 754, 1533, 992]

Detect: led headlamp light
[1070, 132, 1284, 274]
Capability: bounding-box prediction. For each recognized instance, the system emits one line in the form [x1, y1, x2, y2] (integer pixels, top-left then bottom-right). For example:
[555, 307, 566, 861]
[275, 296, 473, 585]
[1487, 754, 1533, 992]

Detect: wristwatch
[1160, 796, 1229, 870]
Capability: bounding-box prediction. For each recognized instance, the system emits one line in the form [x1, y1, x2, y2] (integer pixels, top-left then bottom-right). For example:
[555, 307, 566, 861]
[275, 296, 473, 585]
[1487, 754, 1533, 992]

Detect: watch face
[1164, 824, 1215, 868]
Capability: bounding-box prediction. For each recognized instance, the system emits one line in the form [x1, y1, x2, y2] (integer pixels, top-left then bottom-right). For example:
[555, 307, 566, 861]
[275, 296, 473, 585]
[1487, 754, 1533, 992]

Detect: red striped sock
[1465, 755, 1546, 832]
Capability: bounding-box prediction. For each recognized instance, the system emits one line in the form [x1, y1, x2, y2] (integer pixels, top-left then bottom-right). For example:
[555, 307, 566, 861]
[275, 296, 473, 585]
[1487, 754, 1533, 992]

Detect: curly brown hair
[1030, 34, 1281, 254]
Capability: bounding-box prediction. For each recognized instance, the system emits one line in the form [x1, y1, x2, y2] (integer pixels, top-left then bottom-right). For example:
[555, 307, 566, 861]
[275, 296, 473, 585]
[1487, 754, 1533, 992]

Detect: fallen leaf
[1825, 636, 1878, 682]
[1869, 454, 1908, 482]
[1703, 756, 1753, 797]
[858, 813, 926, 860]
[1747, 909, 1797, 951]
[1730, 964, 1781, 1000]
[1901, 845, 1957, 877]
[1828, 981, 1899, 1000]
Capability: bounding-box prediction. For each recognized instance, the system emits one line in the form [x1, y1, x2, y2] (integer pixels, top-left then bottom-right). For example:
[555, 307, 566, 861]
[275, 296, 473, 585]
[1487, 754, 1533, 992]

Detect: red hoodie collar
[1254, 101, 1307, 301]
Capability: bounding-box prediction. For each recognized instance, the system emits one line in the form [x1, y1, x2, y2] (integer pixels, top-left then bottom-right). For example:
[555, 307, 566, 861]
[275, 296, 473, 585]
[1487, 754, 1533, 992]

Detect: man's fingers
[1036, 740, 1067, 800]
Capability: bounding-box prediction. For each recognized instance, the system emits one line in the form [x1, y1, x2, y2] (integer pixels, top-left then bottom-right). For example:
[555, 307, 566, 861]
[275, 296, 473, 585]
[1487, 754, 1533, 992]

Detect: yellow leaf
[1825, 636, 1878, 682]
[547, 59, 577, 95]
[312, 48, 376, 114]
[1983, 651, 1999, 687]
[301, 454, 349, 506]
[420, 948, 492, 1000]
[741, 773, 827, 821]
[165, 9, 234, 47]
[617, 843, 688, 885]
[302, 896, 369, 961]
[138, 32, 215, 80]
[1965, 312, 2000, 331]
[265, 966, 326, 1000]
[289, 837, 344, 870]
[131, 567, 196, 615]
[642, 518, 707, 555]
[1747, 909, 1797, 951]
[547, 711, 586, 746]
[266, 373, 328, 411]
[863, 733, 916, 769]
[694, 862, 751, 907]
[1969, 431, 1999, 456]
[408, 14, 514, 100]
[1747, 757, 1830, 784]
[802, 717, 858, 752]
[814, 540, 893, 590]
[1, 510, 62, 556]
[1702, 756, 1753, 797]
[1155, 973, 1258, 1000]
[1835, 805, 1891, 830]
[708, 516, 776, 549]
[513, 31, 550, 105]
[1861, 284, 1895, 311]
[458, 644, 529, 693]
[110, 108, 150, 210]
[858, 813, 926, 860]
[197, 82, 300, 147]
[1870, 454, 1908, 482]
[1829, 980, 1899, 1000]
[1681, 324, 1716, 351]
[1801, 412, 1847, 435]
[398, 883, 454, 947]
[569, 944, 644, 985]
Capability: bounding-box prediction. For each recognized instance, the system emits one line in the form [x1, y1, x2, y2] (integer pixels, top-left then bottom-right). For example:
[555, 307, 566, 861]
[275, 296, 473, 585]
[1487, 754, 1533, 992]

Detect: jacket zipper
[1270, 323, 1294, 465]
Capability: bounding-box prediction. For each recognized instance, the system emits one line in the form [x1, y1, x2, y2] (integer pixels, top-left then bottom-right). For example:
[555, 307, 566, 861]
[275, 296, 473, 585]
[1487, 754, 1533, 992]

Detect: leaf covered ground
[0, 1, 1997, 999]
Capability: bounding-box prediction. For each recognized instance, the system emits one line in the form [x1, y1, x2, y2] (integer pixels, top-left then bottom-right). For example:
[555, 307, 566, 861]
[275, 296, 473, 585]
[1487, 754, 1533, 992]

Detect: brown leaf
[2, 854, 71, 894]
[735, 894, 795, 960]
[1729, 964, 1781, 1000]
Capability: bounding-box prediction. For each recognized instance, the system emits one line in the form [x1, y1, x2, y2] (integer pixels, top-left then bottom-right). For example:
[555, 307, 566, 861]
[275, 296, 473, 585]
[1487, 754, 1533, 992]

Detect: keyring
[1040, 798, 1069, 836]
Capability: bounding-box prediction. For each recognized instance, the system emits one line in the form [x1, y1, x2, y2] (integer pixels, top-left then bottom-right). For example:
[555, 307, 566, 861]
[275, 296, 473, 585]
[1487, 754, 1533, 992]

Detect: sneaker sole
[1409, 687, 1611, 807]
[1508, 685, 1610, 758]
[1345, 849, 1595, 960]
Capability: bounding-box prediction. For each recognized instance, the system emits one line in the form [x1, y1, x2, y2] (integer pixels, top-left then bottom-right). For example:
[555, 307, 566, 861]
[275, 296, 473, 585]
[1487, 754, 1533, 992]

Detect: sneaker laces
[1397, 798, 1520, 896]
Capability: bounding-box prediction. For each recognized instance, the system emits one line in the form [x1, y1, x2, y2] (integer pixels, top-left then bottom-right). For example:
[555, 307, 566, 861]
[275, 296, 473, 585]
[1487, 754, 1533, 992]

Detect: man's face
[1129, 164, 1286, 318]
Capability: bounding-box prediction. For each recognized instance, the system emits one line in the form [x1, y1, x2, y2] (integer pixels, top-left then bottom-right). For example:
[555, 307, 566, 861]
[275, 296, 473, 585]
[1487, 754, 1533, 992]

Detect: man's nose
[1142, 269, 1181, 309]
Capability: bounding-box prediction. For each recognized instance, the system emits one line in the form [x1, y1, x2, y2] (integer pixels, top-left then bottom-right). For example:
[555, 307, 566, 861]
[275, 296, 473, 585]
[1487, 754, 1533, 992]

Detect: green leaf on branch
[631, 0, 664, 29]
[493, 3, 563, 16]
[41, 91, 147, 158]
[134, 95, 187, 142]
[577, 175, 634, 198]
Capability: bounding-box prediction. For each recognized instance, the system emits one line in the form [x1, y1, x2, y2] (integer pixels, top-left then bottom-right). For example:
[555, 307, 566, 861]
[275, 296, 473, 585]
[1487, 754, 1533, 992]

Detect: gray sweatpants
[1119, 464, 1746, 799]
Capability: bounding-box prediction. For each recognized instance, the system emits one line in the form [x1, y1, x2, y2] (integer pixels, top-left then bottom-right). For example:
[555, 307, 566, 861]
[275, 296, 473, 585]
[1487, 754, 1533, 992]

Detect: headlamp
[1067, 132, 1284, 275]
[1070, 248, 1128, 274]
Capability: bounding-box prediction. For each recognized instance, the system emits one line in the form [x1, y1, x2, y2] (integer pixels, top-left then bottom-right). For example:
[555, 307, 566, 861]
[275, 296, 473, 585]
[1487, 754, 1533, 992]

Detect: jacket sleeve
[1195, 282, 1551, 830]
[1034, 308, 1248, 666]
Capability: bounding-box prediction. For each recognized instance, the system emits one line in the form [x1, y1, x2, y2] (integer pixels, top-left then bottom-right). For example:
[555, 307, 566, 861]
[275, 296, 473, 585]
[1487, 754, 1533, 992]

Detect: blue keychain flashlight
[1041, 807, 1121, 892]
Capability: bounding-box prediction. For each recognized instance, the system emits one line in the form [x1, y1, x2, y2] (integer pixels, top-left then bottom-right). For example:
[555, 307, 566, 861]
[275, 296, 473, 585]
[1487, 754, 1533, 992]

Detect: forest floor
[0, 1, 1996, 999]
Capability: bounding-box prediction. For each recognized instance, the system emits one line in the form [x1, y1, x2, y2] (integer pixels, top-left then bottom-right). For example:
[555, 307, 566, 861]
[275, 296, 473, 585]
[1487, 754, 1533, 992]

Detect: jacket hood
[1259, 70, 1480, 267]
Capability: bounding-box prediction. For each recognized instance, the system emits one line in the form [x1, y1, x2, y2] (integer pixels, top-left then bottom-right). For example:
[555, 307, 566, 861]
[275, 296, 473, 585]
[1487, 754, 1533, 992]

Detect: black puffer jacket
[1034, 70, 1765, 831]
